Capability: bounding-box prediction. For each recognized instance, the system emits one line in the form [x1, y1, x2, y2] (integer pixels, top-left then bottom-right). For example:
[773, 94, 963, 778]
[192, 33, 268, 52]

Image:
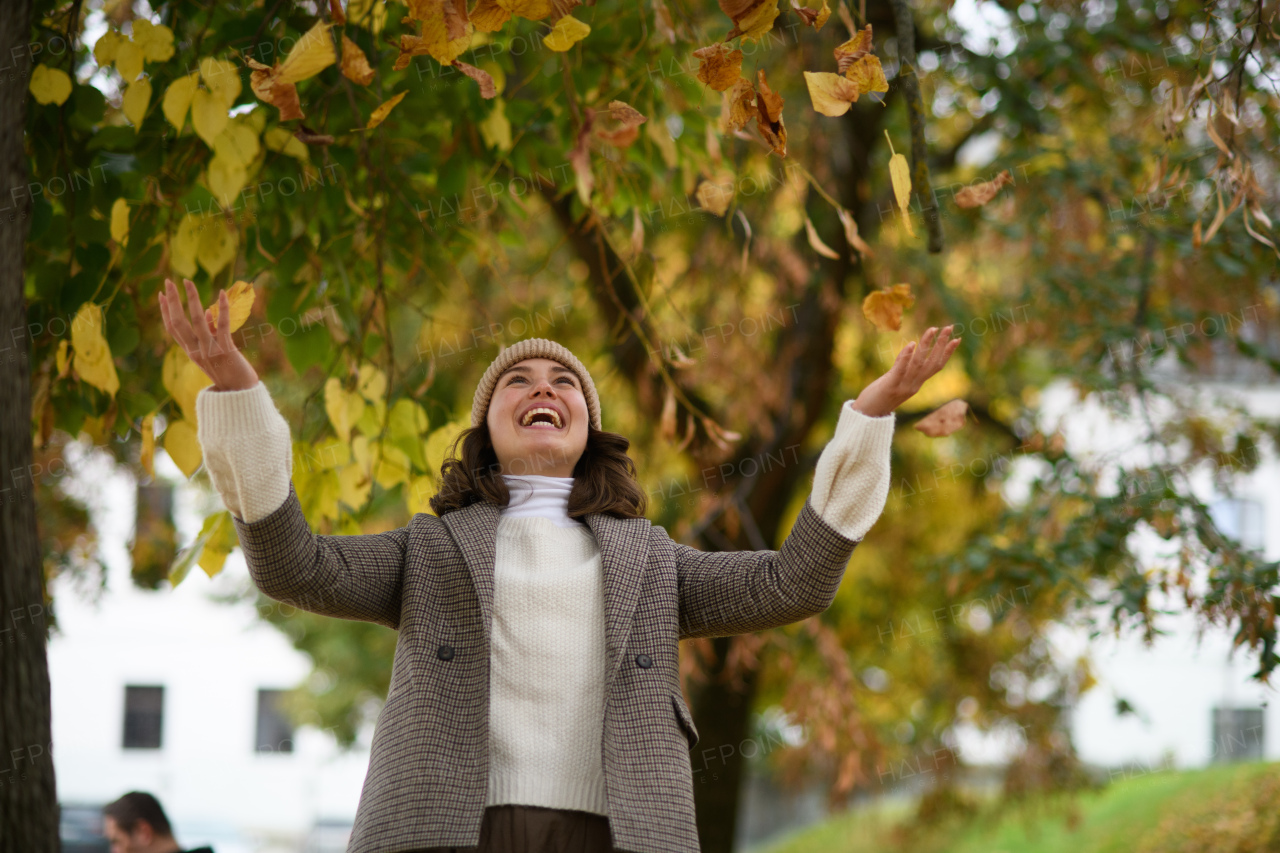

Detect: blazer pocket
[671, 691, 700, 750]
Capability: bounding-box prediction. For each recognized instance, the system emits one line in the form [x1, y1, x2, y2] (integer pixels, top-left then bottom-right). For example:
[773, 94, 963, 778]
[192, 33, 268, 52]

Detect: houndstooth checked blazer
[232, 479, 862, 853]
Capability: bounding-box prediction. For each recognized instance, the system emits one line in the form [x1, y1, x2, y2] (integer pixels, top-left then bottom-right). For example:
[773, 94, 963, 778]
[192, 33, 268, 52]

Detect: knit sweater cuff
[195, 381, 294, 524]
[809, 399, 895, 542]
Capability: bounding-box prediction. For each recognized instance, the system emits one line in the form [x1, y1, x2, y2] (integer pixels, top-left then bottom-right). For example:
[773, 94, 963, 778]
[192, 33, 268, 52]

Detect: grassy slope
[758, 760, 1279, 853]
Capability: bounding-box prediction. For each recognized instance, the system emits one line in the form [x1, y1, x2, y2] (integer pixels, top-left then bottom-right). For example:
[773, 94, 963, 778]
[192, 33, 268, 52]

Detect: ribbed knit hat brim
[471, 338, 602, 431]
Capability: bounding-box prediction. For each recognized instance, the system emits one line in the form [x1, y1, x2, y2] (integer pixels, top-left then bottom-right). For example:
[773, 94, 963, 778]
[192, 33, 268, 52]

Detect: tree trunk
[0, 1, 58, 851]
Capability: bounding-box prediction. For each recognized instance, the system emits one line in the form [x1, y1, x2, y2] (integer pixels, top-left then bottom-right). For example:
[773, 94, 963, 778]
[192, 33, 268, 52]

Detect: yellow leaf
[264, 126, 310, 160]
[122, 77, 151, 127]
[115, 40, 144, 81]
[726, 0, 779, 42]
[498, 0, 552, 19]
[914, 399, 969, 438]
[341, 34, 376, 85]
[803, 213, 839, 258]
[366, 90, 407, 130]
[93, 30, 122, 67]
[55, 339, 70, 376]
[29, 65, 72, 105]
[472, 0, 512, 31]
[208, 280, 256, 333]
[207, 153, 247, 208]
[70, 302, 120, 396]
[199, 57, 242, 108]
[140, 413, 156, 478]
[885, 129, 915, 237]
[478, 96, 512, 150]
[861, 283, 915, 332]
[406, 473, 436, 515]
[197, 216, 237, 276]
[191, 87, 229, 147]
[424, 420, 467, 477]
[844, 54, 888, 96]
[373, 443, 412, 489]
[164, 418, 203, 477]
[357, 363, 388, 403]
[171, 213, 200, 278]
[338, 461, 371, 509]
[131, 20, 175, 63]
[803, 70, 859, 117]
[276, 21, 337, 84]
[693, 43, 743, 92]
[213, 119, 261, 167]
[695, 177, 733, 216]
[544, 15, 590, 51]
[347, 0, 389, 33]
[162, 73, 199, 130]
[110, 198, 129, 245]
[163, 346, 213, 422]
[325, 377, 366, 443]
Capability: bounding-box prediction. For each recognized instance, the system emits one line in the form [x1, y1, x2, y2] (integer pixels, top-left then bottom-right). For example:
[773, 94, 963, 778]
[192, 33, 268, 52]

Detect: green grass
[755, 760, 1280, 853]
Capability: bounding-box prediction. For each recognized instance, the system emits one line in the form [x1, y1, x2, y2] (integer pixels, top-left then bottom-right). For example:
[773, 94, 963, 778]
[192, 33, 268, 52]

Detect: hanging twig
[889, 0, 944, 253]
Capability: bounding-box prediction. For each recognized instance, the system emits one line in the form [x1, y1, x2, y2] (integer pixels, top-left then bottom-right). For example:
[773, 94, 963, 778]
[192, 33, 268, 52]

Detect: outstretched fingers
[161, 278, 200, 356]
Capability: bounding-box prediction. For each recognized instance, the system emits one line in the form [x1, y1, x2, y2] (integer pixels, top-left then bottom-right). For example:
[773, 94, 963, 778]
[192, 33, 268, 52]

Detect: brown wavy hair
[428, 422, 648, 519]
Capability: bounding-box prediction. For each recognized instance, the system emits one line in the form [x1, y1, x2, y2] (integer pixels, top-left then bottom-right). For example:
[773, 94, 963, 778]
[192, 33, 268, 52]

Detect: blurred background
[7, 0, 1279, 851]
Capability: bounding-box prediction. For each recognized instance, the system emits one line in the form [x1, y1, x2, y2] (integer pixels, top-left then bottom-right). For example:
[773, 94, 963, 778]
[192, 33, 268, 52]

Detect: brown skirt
[415, 804, 618, 853]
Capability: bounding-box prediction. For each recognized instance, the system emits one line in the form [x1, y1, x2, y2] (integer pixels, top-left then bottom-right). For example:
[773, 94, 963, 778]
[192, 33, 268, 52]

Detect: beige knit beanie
[471, 338, 602, 431]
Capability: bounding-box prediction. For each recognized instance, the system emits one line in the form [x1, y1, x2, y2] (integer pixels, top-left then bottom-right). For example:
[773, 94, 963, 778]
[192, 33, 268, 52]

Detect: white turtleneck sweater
[194, 381, 895, 818]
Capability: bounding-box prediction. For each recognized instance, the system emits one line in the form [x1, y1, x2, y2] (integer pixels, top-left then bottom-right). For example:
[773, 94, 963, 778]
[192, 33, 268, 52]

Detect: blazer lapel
[582, 511, 651, 695]
[441, 499, 651, 694]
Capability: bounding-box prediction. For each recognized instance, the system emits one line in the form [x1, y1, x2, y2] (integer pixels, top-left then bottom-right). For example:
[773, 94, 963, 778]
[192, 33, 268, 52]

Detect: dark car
[59, 802, 110, 853]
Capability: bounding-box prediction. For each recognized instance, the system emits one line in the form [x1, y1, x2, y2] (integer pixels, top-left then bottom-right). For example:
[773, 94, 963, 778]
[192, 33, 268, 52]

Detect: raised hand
[852, 324, 962, 417]
[158, 277, 260, 392]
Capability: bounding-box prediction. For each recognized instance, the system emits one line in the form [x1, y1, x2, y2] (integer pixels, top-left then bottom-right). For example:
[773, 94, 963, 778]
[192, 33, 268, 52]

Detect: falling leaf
[478, 96, 512, 150]
[140, 413, 156, 478]
[365, 90, 408, 130]
[861, 283, 915, 332]
[694, 43, 743, 92]
[660, 384, 677, 443]
[115, 40, 144, 81]
[754, 69, 786, 157]
[844, 54, 888, 96]
[803, 71, 860, 117]
[453, 59, 497, 97]
[720, 0, 780, 41]
[70, 302, 121, 397]
[568, 110, 594, 204]
[804, 214, 840, 258]
[837, 206, 874, 258]
[191, 87, 230, 146]
[722, 76, 756, 133]
[791, 0, 830, 29]
[276, 21, 337, 84]
[208, 280, 256, 332]
[164, 418, 202, 477]
[395, 1, 474, 69]
[914, 399, 969, 438]
[110, 198, 129, 245]
[29, 65, 72, 105]
[834, 24, 874, 70]
[695, 176, 734, 216]
[162, 72, 199, 130]
[544, 14, 590, 51]
[630, 206, 645, 259]
[341, 34, 376, 85]
[122, 77, 151, 127]
[472, 0, 512, 30]
[653, 0, 677, 42]
[884, 129, 914, 237]
[954, 170, 1013, 208]
[325, 377, 367, 443]
[131, 20, 175, 62]
[595, 99, 647, 147]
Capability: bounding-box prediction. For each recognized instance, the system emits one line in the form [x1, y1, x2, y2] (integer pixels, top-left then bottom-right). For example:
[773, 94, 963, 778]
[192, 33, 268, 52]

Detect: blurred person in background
[101, 792, 213, 853]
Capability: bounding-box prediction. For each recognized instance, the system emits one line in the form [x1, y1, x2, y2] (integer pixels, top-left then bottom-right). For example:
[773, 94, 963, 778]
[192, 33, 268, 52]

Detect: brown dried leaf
[791, 0, 831, 29]
[453, 59, 497, 98]
[568, 109, 595, 204]
[595, 99, 647, 147]
[694, 43, 744, 92]
[722, 76, 756, 133]
[754, 68, 786, 157]
[836, 206, 874, 258]
[249, 64, 304, 121]
[329, 0, 346, 24]
[696, 177, 734, 216]
[804, 214, 840, 258]
[861, 283, 914, 331]
[914, 399, 969, 438]
[954, 169, 1013, 208]
[471, 0, 512, 31]
[719, 0, 780, 40]
[834, 23, 873, 73]
[341, 35, 376, 85]
[653, 0, 677, 42]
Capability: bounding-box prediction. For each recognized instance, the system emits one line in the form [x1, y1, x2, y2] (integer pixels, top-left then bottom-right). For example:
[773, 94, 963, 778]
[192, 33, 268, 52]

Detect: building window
[122, 685, 164, 749]
[256, 689, 295, 754]
[1208, 498, 1266, 554]
[1211, 707, 1265, 763]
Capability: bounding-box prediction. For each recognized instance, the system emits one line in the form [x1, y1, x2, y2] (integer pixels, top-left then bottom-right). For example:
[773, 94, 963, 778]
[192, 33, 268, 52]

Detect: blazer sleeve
[195, 382, 407, 630]
[670, 400, 894, 640]
[665, 495, 860, 640]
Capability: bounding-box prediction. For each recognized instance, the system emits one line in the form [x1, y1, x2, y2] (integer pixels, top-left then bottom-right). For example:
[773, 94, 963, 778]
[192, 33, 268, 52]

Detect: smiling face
[486, 357, 590, 478]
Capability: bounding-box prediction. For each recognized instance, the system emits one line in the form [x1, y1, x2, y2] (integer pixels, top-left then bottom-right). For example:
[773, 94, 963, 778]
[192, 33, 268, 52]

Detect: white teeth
[520, 407, 563, 428]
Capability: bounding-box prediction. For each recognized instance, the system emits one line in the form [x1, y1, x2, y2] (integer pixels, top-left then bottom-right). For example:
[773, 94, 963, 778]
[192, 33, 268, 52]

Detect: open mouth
[519, 407, 565, 430]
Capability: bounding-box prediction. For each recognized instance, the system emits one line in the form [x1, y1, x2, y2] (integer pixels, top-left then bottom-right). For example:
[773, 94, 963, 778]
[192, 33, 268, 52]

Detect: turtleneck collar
[499, 474, 585, 528]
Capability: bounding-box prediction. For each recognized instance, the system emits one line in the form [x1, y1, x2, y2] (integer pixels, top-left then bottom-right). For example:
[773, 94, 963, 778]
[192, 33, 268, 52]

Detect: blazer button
[635, 654, 652, 668]
[437, 644, 455, 661]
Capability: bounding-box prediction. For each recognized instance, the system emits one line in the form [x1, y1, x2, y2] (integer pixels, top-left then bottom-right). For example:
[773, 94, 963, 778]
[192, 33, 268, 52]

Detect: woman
[160, 277, 959, 853]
